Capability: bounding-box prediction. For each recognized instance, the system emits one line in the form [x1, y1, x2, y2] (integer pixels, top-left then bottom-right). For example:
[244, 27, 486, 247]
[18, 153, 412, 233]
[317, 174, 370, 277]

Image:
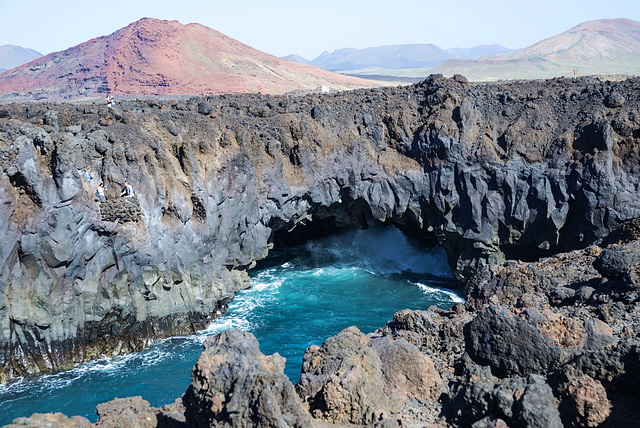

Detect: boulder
[3, 413, 92, 428]
[95, 396, 158, 428]
[593, 241, 640, 283]
[560, 375, 610, 427]
[445, 365, 562, 428]
[465, 306, 575, 377]
[371, 336, 444, 403]
[295, 326, 392, 425]
[183, 329, 309, 428]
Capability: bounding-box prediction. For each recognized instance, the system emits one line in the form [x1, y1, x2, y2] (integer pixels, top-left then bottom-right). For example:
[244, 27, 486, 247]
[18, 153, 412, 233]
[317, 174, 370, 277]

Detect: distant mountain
[307, 44, 453, 71]
[445, 44, 512, 59]
[0, 18, 378, 101]
[0, 44, 42, 74]
[284, 44, 514, 76]
[282, 54, 311, 65]
[432, 18, 640, 80]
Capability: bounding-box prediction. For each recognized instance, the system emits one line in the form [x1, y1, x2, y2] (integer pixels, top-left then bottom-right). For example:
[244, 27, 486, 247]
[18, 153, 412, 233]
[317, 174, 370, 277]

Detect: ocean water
[0, 225, 462, 425]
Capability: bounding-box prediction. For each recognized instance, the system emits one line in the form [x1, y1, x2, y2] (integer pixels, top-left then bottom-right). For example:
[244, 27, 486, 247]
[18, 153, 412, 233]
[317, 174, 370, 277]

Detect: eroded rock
[296, 326, 392, 425]
[183, 329, 309, 428]
[445, 365, 562, 428]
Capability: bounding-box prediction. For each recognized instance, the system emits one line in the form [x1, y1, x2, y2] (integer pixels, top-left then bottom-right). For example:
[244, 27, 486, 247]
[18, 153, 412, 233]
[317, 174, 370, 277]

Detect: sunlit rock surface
[2, 75, 640, 385]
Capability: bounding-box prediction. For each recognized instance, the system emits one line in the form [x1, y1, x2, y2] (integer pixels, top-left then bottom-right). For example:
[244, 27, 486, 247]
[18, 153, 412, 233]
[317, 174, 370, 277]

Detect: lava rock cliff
[1, 74, 640, 383]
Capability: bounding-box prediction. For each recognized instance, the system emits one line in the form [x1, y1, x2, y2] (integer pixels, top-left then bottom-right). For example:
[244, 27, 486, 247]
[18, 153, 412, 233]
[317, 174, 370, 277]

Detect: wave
[287, 224, 452, 277]
[416, 282, 465, 303]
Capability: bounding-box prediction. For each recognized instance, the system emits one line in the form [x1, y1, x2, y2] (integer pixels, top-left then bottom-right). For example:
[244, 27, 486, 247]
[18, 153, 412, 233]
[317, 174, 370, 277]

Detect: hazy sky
[1, 0, 639, 60]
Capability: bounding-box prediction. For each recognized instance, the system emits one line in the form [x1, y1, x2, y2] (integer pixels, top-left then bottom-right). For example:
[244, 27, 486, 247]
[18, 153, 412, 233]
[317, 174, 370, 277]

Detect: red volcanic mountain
[0, 18, 378, 101]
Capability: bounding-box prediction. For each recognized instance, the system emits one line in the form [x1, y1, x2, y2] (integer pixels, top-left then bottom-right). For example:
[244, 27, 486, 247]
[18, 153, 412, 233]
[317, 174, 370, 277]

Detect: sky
[1, 0, 639, 60]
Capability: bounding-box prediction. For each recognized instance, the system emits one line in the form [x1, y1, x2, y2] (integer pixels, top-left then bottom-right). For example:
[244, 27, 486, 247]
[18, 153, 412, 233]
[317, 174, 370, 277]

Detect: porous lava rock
[560, 375, 610, 427]
[94, 397, 159, 428]
[3, 413, 92, 428]
[295, 326, 393, 425]
[445, 365, 562, 428]
[3, 74, 640, 387]
[182, 329, 309, 428]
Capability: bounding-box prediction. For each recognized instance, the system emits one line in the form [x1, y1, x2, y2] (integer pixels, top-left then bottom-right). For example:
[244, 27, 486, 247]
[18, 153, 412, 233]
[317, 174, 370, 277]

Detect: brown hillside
[0, 18, 380, 101]
[432, 18, 640, 81]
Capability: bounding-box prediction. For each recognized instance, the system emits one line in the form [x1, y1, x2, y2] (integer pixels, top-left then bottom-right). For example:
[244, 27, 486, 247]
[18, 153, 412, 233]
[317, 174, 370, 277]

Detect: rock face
[2, 74, 640, 384]
[7, 221, 640, 427]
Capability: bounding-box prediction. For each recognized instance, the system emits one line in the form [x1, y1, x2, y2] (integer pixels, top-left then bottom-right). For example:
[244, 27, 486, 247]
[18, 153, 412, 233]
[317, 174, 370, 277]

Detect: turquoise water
[0, 225, 462, 425]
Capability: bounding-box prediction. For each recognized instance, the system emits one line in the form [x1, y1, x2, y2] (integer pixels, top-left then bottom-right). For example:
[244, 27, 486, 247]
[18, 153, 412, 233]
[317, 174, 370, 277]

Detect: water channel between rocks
[0, 224, 463, 424]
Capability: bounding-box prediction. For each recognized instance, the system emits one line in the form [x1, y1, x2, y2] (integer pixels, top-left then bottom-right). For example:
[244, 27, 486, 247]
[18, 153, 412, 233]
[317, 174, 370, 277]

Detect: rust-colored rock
[562, 375, 610, 427]
[0, 18, 380, 102]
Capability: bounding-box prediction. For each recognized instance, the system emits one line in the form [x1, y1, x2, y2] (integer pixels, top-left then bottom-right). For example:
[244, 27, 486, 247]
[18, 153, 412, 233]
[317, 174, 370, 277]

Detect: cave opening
[260, 195, 455, 285]
[269, 195, 440, 256]
[246, 201, 462, 381]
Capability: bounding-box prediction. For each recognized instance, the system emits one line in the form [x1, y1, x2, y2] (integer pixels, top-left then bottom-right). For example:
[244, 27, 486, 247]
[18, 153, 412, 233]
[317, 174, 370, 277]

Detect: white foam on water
[200, 266, 287, 338]
[0, 224, 463, 424]
[0, 344, 176, 400]
[416, 282, 465, 303]
[300, 224, 453, 278]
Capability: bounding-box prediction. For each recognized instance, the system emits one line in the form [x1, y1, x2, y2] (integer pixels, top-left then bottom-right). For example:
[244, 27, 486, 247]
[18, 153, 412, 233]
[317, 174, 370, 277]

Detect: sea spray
[0, 224, 462, 424]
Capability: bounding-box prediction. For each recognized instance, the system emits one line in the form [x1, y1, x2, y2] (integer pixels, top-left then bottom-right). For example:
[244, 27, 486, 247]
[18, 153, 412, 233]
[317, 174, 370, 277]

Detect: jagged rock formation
[8, 221, 640, 426]
[1, 74, 640, 385]
[183, 329, 310, 427]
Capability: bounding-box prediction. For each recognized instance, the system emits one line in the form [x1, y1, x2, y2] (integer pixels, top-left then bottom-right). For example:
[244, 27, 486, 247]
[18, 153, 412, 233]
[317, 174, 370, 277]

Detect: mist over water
[0, 224, 462, 424]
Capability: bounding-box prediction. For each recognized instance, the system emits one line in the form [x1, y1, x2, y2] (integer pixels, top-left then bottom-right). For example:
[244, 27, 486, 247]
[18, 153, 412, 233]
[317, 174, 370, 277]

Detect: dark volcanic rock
[99, 195, 142, 223]
[445, 365, 562, 428]
[3, 75, 640, 384]
[465, 306, 571, 377]
[182, 329, 309, 428]
[593, 241, 640, 282]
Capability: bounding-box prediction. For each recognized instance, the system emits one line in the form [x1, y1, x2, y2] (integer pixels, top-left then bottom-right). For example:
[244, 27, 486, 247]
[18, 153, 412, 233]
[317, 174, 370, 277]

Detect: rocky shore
[2, 74, 640, 424]
[6, 220, 640, 427]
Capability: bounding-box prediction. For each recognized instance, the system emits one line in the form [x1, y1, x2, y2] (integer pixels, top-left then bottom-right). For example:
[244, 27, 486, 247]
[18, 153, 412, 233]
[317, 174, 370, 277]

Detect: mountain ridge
[432, 18, 640, 80]
[0, 18, 379, 101]
[285, 43, 512, 71]
[0, 44, 42, 74]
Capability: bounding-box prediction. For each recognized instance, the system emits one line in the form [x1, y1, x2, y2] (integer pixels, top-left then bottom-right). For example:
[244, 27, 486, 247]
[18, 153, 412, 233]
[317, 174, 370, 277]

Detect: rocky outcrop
[6, 219, 640, 427]
[2, 74, 640, 383]
[5, 396, 186, 428]
[446, 365, 563, 428]
[183, 329, 309, 428]
[294, 325, 443, 426]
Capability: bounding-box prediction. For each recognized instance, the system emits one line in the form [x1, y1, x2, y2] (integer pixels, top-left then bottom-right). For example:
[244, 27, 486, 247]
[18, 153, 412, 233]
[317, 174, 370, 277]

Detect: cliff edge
[1, 74, 640, 383]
